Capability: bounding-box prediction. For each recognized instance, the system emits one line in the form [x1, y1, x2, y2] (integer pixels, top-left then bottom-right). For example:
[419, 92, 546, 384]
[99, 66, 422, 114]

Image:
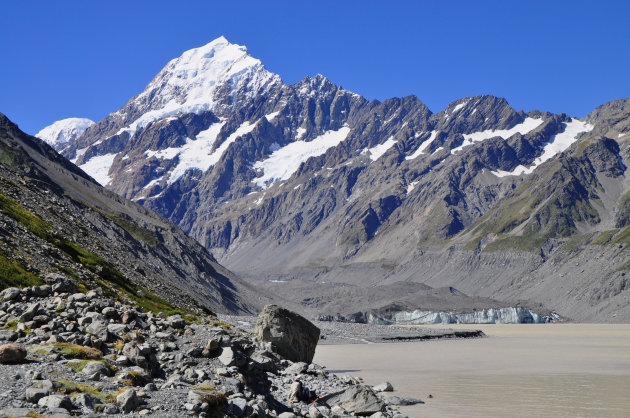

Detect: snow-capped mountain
[47, 37, 630, 322]
[36, 117, 94, 149]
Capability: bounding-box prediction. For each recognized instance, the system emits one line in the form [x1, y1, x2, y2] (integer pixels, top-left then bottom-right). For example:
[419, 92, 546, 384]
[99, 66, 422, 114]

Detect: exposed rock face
[0, 343, 27, 364]
[255, 305, 320, 363]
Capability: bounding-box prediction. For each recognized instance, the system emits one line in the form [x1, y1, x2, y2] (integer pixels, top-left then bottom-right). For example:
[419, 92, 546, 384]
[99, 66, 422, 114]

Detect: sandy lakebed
[313, 323, 630, 417]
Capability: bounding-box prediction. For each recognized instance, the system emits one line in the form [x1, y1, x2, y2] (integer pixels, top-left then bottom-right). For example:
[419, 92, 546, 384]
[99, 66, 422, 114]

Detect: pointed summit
[116, 37, 282, 132]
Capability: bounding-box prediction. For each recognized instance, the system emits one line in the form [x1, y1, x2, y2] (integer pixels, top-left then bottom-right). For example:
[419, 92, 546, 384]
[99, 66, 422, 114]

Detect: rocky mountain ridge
[40, 37, 630, 322]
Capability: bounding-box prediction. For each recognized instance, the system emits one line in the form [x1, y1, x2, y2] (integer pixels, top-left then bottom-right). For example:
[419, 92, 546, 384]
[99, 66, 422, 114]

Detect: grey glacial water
[313, 324, 630, 417]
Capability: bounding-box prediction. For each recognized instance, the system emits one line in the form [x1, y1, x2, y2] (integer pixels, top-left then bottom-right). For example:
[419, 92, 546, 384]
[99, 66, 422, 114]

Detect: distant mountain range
[37, 37, 630, 322]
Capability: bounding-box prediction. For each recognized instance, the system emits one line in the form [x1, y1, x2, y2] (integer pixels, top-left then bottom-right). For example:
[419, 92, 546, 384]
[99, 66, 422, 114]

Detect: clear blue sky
[1, 0, 629, 135]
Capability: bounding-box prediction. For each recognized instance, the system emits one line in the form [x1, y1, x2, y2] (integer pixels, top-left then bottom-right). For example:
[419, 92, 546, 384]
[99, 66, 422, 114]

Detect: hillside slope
[1, 113, 270, 314]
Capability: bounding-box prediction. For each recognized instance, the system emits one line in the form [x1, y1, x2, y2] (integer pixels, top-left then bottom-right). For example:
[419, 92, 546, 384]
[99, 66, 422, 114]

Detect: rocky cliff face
[39, 36, 630, 322]
[0, 113, 269, 315]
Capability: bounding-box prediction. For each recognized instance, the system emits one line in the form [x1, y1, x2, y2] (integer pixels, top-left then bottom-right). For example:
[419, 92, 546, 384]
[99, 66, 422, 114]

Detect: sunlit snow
[252, 126, 351, 189]
[36, 118, 94, 149]
[265, 111, 280, 121]
[406, 181, 419, 193]
[451, 117, 544, 154]
[406, 131, 438, 160]
[452, 100, 469, 113]
[491, 119, 593, 177]
[296, 127, 307, 139]
[79, 153, 117, 186]
[365, 137, 397, 161]
[169, 120, 259, 184]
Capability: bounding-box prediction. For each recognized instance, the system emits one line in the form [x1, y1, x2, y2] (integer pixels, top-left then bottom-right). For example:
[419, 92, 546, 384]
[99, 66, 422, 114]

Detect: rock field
[0, 277, 434, 417]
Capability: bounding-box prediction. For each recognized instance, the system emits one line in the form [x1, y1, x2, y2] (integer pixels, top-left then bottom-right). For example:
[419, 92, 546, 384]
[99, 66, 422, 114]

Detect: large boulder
[255, 305, 320, 363]
[0, 343, 27, 364]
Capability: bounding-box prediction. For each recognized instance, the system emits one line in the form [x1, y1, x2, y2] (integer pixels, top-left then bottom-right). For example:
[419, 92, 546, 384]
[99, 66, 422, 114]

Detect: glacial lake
[313, 324, 630, 417]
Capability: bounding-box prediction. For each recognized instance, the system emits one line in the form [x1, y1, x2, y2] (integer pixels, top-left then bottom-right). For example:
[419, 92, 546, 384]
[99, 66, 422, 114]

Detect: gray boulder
[1, 287, 20, 301]
[117, 388, 141, 413]
[122, 342, 150, 369]
[51, 279, 77, 294]
[0, 330, 18, 342]
[255, 305, 320, 363]
[85, 320, 109, 340]
[81, 360, 113, 377]
[228, 397, 248, 416]
[19, 302, 40, 322]
[37, 394, 74, 411]
[25, 387, 50, 403]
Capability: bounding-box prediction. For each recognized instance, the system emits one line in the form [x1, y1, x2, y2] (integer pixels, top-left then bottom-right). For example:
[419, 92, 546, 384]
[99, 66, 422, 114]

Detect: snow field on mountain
[79, 153, 117, 186]
[406, 130, 438, 160]
[252, 126, 351, 189]
[451, 117, 545, 154]
[365, 136, 397, 161]
[143, 119, 261, 185]
[491, 119, 594, 177]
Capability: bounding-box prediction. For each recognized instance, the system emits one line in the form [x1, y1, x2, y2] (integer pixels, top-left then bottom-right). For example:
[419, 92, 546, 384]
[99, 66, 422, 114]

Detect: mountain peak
[36, 117, 94, 150]
[111, 37, 282, 133]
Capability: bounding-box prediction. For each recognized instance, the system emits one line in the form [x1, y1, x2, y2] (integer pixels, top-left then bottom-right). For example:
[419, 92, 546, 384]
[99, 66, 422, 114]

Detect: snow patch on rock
[492, 119, 594, 177]
[451, 117, 545, 154]
[252, 126, 351, 189]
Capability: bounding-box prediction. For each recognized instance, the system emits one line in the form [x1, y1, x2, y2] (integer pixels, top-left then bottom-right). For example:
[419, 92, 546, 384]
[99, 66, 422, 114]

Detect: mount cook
[38, 36, 630, 323]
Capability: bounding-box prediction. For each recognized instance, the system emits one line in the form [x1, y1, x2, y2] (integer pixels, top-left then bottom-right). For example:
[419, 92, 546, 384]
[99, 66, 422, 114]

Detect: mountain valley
[34, 37, 630, 323]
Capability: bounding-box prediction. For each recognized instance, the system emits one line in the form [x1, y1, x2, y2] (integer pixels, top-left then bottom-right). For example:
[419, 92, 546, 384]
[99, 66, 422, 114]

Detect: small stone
[283, 362, 308, 375]
[372, 381, 394, 392]
[104, 405, 120, 414]
[167, 315, 186, 329]
[0, 343, 27, 364]
[25, 387, 50, 403]
[75, 393, 96, 410]
[102, 307, 118, 318]
[185, 402, 200, 411]
[219, 347, 237, 366]
[81, 361, 113, 377]
[144, 383, 157, 391]
[202, 337, 221, 357]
